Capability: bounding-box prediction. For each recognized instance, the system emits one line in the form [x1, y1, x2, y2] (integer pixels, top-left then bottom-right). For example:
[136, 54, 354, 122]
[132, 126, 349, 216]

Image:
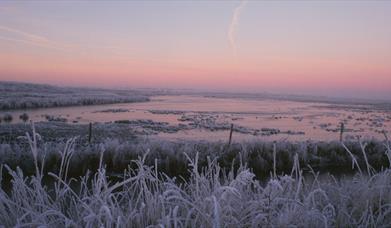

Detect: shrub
[2, 113, 13, 123]
[19, 113, 29, 122]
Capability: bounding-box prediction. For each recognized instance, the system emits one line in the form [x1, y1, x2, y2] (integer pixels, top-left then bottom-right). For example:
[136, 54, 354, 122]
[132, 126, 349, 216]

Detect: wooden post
[88, 122, 92, 143]
[228, 123, 234, 146]
[339, 122, 344, 142]
[273, 142, 277, 178]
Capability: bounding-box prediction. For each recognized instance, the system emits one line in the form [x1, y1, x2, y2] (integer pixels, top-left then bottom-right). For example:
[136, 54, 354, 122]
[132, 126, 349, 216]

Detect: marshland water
[1, 95, 390, 142]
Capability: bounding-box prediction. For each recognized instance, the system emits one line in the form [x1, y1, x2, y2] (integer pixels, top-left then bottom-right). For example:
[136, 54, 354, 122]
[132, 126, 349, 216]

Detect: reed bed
[1, 133, 389, 179]
[0, 124, 391, 227]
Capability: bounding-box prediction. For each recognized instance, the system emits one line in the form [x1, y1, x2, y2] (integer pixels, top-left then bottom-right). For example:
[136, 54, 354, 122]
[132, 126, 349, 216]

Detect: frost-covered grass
[1, 127, 390, 178]
[0, 81, 150, 110]
[0, 122, 140, 145]
[0, 125, 391, 226]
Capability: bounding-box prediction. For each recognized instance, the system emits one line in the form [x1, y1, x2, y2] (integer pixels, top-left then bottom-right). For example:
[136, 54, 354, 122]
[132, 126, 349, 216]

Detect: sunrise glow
[0, 1, 390, 98]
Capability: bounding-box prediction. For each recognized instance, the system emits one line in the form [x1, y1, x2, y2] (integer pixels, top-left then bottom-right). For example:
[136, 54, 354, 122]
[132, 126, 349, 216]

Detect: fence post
[339, 122, 344, 142]
[88, 122, 92, 143]
[228, 123, 234, 146]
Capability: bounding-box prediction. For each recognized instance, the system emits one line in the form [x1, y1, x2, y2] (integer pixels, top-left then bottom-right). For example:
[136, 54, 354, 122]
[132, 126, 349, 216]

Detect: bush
[2, 113, 13, 123]
[19, 113, 29, 122]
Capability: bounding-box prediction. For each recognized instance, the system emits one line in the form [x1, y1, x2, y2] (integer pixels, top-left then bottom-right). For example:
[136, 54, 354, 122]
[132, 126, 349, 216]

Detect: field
[0, 81, 151, 110]
[1, 82, 391, 227]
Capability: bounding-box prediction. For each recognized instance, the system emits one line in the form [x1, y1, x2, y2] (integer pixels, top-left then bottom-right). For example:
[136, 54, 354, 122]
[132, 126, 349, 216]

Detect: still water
[1, 95, 390, 141]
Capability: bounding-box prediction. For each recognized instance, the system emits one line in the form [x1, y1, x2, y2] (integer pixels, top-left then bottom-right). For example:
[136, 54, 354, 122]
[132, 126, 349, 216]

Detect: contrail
[228, 0, 247, 57]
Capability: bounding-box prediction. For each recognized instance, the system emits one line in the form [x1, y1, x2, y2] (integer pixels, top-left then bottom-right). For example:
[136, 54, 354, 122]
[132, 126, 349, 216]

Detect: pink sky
[0, 1, 390, 99]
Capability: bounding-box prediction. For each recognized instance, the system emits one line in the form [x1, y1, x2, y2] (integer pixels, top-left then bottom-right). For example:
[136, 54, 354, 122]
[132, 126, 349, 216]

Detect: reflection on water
[1, 95, 390, 142]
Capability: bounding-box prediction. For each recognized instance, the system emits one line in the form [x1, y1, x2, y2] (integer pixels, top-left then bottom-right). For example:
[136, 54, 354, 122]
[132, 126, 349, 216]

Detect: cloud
[0, 25, 130, 54]
[0, 25, 70, 51]
[0, 25, 49, 42]
[228, 0, 247, 57]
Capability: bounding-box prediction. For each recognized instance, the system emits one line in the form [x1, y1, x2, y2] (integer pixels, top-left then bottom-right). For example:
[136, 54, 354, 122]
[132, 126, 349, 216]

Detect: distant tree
[19, 113, 29, 122]
[3, 113, 13, 123]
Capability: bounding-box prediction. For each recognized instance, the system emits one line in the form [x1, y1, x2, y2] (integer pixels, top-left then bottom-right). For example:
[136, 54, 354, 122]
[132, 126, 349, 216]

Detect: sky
[0, 1, 390, 99]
